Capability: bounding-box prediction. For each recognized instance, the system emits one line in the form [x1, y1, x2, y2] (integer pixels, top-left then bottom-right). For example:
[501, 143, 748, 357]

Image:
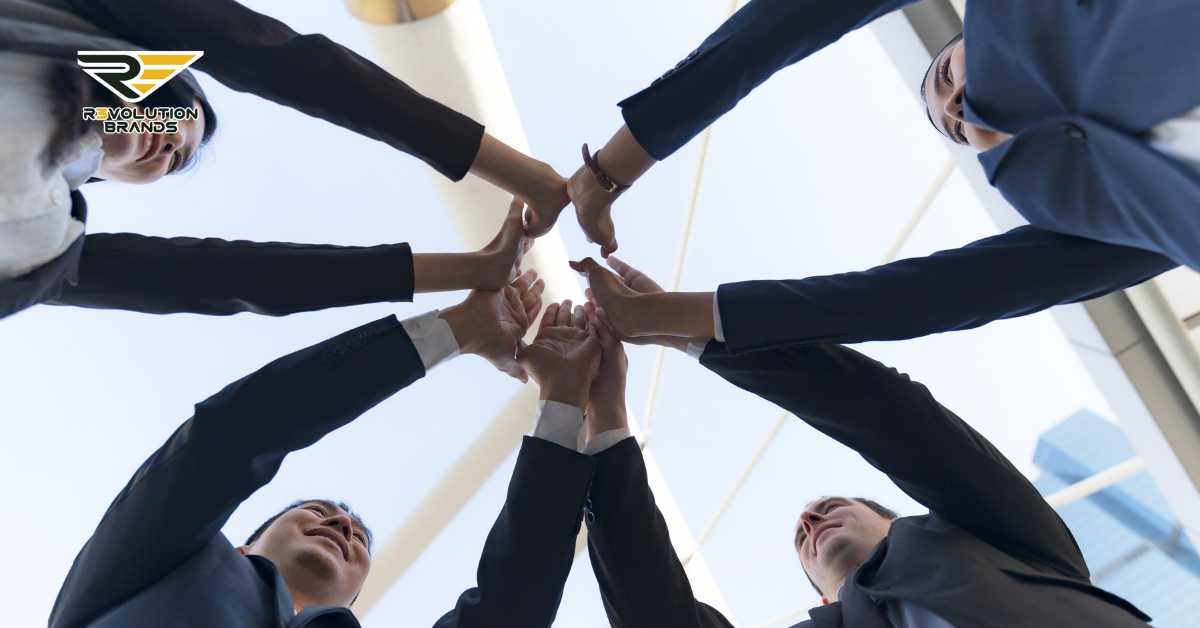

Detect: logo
[77, 51, 204, 135]
[77, 51, 203, 103]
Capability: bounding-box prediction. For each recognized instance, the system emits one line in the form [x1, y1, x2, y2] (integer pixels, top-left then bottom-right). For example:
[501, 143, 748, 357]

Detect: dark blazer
[49, 315, 428, 628]
[436, 437, 597, 628]
[1, 0, 483, 320]
[692, 341, 1151, 628]
[618, 0, 1197, 351]
[585, 437, 734, 628]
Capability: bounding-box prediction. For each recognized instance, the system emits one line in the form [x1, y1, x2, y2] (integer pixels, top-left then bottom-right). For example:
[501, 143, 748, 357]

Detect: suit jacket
[49, 315, 427, 628]
[695, 341, 1151, 628]
[585, 437, 733, 628]
[0, 0, 482, 320]
[618, 0, 1195, 351]
[436, 437, 597, 628]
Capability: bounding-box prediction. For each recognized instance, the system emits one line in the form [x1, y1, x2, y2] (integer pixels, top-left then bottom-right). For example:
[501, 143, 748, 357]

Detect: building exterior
[1034, 410, 1200, 625]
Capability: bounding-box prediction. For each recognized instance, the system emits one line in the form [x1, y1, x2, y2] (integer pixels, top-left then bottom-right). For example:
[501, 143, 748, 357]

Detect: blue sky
[0, 2, 1125, 626]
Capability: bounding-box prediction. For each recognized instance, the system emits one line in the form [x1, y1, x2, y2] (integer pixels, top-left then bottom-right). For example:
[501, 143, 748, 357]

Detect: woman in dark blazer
[0, 0, 564, 320]
[536, 0, 1195, 351]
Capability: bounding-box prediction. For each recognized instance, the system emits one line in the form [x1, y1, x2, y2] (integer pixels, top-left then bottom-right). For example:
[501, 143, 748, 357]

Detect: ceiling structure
[1, 1, 1198, 627]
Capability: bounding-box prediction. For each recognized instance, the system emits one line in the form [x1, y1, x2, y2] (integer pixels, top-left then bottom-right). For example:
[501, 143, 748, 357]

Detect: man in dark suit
[49, 270, 555, 628]
[575, 257, 1153, 628]
[1, 0, 566, 320]
[530, 0, 1197, 352]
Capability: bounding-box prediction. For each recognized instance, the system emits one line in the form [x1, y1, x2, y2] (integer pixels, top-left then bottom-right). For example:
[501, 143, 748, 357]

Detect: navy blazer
[697, 341, 1150, 627]
[619, 0, 1196, 351]
[50, 316, 427, 628]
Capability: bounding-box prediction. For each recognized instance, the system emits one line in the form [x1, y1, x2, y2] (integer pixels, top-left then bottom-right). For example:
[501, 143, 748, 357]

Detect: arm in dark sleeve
[68, 0, 484, 179]
[50, 315, 428, 628]
[436, 437, 596, 628]
[586, 437, 734, 628]
[619, 0, 915, 159]
[48, 233, 414, 316]
[717, 226, 1177, 353]
[699, 341, 1090, 579]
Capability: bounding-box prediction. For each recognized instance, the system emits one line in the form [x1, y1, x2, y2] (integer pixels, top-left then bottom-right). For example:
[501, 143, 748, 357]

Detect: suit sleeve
[435, 437, 596, 628]
[49, 315, 428, 628]
[699, 341, 1091, 579]
[47, 233, 414, 316]
[67, 0, 485, 180]
[619, 0, 915, 159]
[716, 226, 1176, 353]
[586, 437, 734, 628]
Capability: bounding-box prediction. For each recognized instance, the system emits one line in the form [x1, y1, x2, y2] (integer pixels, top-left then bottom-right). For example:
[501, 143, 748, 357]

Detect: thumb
[523, 206, 550, 238]
[569, 257, 602, 276]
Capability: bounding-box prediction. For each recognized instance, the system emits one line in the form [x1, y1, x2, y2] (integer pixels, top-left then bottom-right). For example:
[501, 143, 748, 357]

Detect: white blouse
[1149, 106, 1200, 173]
[0, 52, 101, 280]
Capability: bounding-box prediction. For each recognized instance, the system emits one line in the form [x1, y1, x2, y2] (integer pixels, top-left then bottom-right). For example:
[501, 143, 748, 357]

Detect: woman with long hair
[1, 0, 564, 320]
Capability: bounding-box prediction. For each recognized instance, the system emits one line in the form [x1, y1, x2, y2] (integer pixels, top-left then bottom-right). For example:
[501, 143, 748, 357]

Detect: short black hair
[244, 499, 374, 552]
[798, 497, 899, 597]
[920, 32, 965, 137]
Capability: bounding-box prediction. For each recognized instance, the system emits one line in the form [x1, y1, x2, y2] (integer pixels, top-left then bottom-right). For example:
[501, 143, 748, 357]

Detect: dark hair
[244, 499, 374, 552]
[799, 497, 899, 597]
[42, 62, 218, 174]
[920, 32, 965, 137]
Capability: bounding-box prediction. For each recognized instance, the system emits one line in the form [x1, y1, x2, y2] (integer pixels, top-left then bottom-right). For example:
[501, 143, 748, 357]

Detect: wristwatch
[582, 143, 630, 194]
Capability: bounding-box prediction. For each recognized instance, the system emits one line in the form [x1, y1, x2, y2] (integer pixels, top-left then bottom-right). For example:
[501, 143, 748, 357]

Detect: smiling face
[241, 501, 372, 608]
[95, 98, 206, 184]
[921, 35, 1012, 151]
[794, 497, 893, 601]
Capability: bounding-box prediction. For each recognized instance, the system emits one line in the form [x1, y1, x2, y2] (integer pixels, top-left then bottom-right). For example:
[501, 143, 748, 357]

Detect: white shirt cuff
[582, 429, 633, 455]
[712, 292, 726, 342]
[533, 400, 586, 451]
[400, 310, 460, 372]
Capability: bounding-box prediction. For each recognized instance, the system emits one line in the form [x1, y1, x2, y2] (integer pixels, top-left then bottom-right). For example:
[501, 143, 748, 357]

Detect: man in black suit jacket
[49, 270, 556, 628]
[575, 258, 1153, 628]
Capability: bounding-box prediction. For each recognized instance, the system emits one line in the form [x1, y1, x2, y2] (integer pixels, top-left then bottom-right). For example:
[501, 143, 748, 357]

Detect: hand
[519, 162, 571, 239]
[583, 302, 629, 438]
[518, 299, 602, 408]
[475, 198, 535, 290]
[568, 257, 645, 339]
[565, 165, 620, 257]
[559, 127, 657, 257]
[441, 270, 544, 382]
[573, 256, 697, 352]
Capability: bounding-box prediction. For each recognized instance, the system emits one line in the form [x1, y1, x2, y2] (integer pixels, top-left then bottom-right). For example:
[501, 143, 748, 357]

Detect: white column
[344, 2, 736, 619]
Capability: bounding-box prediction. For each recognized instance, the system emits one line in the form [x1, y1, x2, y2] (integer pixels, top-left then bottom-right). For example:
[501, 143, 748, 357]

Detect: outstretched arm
[50, 199, 535, 316]
[576, 227, 1176, 351]
[544, 0, 916, 254]
[698, 340, 1090, 580]
[437, 300, 603, 627]
[67, 0, 567, 211]
[580, 306, 734, 627]
[51, 276, 544, 628]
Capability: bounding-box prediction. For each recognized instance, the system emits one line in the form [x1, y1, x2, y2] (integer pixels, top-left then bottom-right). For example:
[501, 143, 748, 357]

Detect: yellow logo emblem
[77, 51, 203, 104]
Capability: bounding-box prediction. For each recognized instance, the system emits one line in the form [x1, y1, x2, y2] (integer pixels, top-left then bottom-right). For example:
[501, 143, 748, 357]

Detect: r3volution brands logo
[77, 51, 204, 134]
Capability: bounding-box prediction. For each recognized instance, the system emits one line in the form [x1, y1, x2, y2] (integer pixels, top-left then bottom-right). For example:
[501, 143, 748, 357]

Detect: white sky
[0, 1, 1135, 626]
